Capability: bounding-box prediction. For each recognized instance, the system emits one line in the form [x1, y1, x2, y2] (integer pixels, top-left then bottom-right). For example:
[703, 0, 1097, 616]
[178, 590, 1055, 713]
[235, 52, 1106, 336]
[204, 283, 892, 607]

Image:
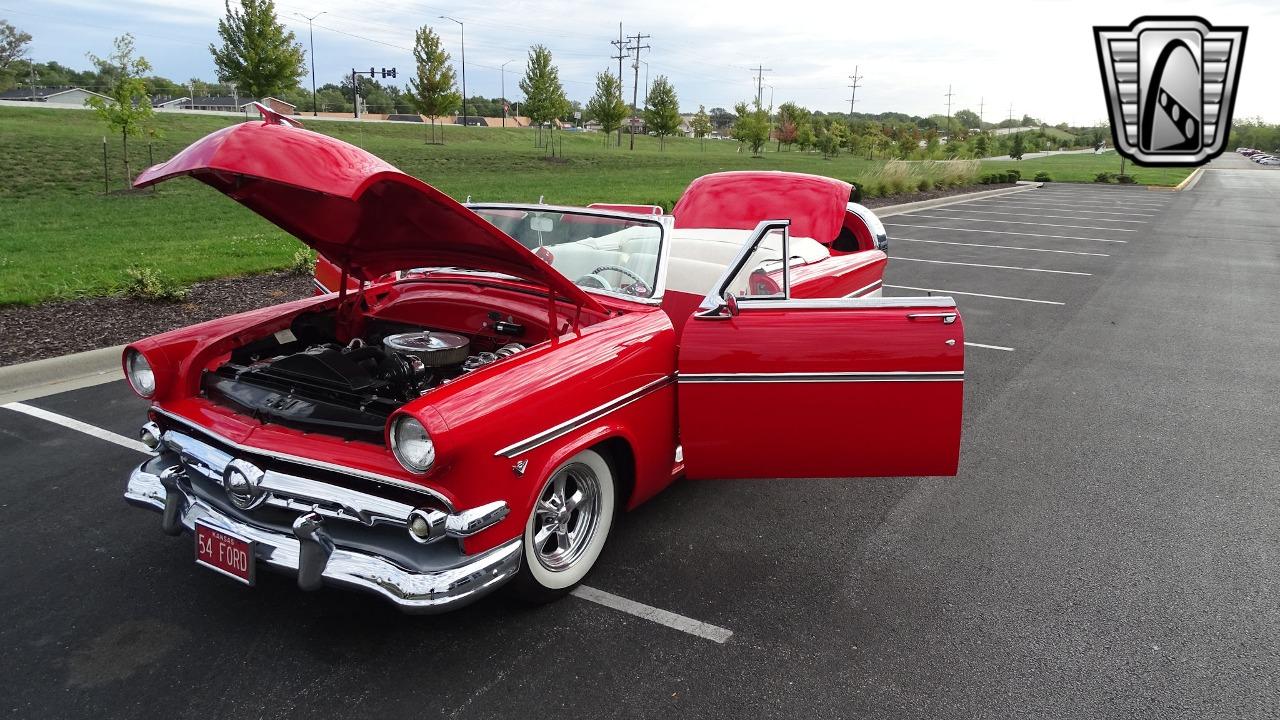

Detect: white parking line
[965, 342, 1015, 352]
[914, 208, 1148, 224]
[3, 402, 151, 453]
[1, 400, 735, 644]
[571, 585, 734, 644]
[885, 223, 1128, 243]
[896, 213, 1136, 232]
[886, 284, 1065, 305]
[967, 202, 1155, 217]
[895, 237, 1110, 257]
[893, 256, 1092, 276]
[977, 198, 1162, 211]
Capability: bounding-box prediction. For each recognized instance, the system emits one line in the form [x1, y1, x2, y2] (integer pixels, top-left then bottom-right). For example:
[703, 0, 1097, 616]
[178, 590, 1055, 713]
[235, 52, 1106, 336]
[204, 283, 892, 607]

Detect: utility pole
[439, 16, 467, 127]
[979, 96, 984, 130]
[611, 22, 627, 147]
[752, 64, 772, 108]
[1008, 103, 1014, 125]
[944, 84, 955, 134]
[28, 66, 37, 101]
[297, 11, 326, 116]
[847, 65, 863, 120]
[626, 32, 651, 150]
[501, 59, 515, 127]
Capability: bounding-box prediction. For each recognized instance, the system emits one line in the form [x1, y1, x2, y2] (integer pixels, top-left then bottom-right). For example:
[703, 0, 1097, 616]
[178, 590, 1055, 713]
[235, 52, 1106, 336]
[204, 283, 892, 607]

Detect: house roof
[0, 86, 109, 101]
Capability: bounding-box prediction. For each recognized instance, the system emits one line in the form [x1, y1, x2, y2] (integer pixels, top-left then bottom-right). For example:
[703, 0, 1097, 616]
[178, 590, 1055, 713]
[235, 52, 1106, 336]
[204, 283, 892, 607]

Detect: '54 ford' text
[122, 107, 965, 612]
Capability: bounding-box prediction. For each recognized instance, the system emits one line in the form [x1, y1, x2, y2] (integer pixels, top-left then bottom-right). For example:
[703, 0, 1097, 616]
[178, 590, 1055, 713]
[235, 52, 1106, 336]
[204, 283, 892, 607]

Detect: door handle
[907, 312, 957, 324]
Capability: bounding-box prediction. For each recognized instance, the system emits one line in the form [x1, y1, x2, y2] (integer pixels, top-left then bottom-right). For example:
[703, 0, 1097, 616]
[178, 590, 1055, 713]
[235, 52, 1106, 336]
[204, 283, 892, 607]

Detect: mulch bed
[0, 184, 1022, 368]
[860, 182, 1017, 208]
[0, 272, 314, 367]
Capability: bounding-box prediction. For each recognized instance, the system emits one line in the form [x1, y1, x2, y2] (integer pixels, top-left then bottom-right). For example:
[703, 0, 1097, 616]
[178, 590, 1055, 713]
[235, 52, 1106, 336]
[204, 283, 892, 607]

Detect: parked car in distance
[121, 106, 965, 613]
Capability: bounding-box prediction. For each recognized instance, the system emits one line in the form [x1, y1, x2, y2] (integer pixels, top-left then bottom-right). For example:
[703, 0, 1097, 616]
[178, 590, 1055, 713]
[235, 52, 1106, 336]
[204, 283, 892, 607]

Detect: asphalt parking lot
[3, 157, 1278, 718]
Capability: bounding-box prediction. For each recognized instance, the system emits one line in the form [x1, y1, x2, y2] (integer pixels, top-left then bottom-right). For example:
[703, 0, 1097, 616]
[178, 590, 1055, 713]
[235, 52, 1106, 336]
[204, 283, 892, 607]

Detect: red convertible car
[122, 110, 964, 612]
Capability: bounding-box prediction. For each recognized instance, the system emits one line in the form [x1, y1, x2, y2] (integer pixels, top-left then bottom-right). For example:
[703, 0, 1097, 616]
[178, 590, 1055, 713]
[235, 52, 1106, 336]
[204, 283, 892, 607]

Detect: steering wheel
[592, 265, 649, 296]
[574, 273, 612, 290]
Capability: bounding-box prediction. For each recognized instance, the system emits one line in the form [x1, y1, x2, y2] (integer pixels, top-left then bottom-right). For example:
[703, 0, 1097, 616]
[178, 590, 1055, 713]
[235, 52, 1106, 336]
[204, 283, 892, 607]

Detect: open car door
[677, 220, 964, 479]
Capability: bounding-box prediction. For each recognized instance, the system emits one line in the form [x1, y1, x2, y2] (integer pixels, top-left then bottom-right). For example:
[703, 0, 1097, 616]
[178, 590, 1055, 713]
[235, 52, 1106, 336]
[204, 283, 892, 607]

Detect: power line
[847, 65, 863, 120]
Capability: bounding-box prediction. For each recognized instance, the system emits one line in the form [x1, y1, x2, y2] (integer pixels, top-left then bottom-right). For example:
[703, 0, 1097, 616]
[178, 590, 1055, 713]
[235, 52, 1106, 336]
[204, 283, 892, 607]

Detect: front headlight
[125, 349, 156, 398]
[391, 416, 435, 473]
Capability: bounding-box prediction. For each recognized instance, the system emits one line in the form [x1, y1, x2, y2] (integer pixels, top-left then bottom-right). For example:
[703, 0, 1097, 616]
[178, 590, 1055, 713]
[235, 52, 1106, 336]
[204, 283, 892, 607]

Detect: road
[1, 156, 1277, 718]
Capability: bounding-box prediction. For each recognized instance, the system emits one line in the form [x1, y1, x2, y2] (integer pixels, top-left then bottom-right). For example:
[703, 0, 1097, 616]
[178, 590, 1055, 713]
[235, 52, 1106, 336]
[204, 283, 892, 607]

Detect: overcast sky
[7, 0, 1278, 125]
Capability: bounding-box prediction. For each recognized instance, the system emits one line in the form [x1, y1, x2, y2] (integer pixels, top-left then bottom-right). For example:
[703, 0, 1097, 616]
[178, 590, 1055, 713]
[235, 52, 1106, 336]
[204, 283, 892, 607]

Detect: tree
[404, 26, 460, 144]
[519, 44, 567, 129]
[85, 35, 154, 186]
[209, 0, 306, 99]
[586, 71, 626, 145]
[795, 122, 815, 152]
[1009, 132, 1026, 160]
[953, 108, 981, 130]
[643, 75, 681, 150]
[775, 102, 800, 151]
[0, 20, 31, 72]
[691, 105, 712, 150]
[973, 132, 990, 158]
[732, 101, 770, 156]
[709, 106, 735, 132]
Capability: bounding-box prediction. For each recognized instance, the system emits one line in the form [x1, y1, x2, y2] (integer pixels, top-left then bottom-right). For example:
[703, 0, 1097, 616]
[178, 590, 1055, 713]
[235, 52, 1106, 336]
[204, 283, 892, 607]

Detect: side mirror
[722, 291, 739, 317]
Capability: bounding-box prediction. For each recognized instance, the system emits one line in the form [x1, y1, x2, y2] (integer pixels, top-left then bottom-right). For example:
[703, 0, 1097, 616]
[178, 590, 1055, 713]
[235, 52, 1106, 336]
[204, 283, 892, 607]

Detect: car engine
[203, 314, 524, 442]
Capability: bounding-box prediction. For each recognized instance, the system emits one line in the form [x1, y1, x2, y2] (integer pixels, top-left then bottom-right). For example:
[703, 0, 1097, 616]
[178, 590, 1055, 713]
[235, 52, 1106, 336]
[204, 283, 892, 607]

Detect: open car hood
[134, 116, 602, 311]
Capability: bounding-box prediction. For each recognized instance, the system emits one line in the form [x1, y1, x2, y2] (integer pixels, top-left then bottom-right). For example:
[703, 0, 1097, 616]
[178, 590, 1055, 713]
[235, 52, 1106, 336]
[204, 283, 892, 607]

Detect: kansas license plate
[195, 521, 256, 585]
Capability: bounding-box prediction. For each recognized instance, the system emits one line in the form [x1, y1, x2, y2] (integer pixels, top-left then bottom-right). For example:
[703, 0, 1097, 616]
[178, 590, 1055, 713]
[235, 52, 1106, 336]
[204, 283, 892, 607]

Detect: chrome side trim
[311, 277, 333, 295]
[679, 370, 964, 384]
[846, 279, 884, 298]
[494, 375, 675, 458]
[150, 407, 451, 506]
[741, 296, 958, 311]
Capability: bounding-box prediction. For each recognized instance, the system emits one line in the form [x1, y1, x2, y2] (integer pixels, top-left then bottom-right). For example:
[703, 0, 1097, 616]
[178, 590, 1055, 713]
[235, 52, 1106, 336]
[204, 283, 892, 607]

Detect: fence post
[102, 137, 109, 194]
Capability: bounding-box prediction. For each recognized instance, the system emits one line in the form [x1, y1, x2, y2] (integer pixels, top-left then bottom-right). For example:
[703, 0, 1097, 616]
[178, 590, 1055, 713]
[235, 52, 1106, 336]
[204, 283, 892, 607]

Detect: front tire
[510, 448, 615, 603]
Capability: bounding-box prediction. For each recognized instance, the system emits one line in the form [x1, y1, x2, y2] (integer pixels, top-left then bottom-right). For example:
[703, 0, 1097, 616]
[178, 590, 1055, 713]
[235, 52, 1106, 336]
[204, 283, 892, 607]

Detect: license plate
[195, 521, 256, 585]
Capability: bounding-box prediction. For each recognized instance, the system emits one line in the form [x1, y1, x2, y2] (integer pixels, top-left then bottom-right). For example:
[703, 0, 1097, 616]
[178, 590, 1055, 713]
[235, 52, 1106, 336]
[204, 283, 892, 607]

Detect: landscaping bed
[0, 271, 313, 367]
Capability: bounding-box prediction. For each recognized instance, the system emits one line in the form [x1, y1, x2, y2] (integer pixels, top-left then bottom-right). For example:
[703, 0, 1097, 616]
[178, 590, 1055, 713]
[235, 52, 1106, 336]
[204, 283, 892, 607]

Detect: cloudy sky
[7, 0, 1278, 125]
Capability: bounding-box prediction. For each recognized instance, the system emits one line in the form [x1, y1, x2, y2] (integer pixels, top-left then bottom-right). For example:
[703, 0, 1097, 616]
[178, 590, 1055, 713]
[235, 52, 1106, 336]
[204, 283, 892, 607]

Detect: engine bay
[203, 311, 529, 442]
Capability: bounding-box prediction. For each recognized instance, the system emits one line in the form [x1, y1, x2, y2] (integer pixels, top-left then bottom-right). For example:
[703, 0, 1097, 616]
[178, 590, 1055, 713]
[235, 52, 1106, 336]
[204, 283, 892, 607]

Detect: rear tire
[509, 448, 615, 604]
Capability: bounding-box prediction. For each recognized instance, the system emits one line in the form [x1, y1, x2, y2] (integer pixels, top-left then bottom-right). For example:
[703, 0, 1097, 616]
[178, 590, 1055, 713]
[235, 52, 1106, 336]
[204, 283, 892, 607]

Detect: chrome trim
[742, 296, 958, 311]
[466, 203, 674, 305]
[679, 370, 964, 384]
[125, 465, 522, 614]
[311, 277, 333, 295]
[846, 279, 884, 298]
[445, 501, 511, 537]
[140, 421, 162, 450]
[494, 375, 675, 458]
[150, 406, 451, 505]
[698, 219, 792, 315]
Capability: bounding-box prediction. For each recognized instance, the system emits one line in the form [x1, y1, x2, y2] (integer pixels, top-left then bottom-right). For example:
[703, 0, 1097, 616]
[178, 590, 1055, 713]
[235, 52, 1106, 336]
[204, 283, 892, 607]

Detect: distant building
[149, 95, 297, 115]
[0, 86, 110, 105]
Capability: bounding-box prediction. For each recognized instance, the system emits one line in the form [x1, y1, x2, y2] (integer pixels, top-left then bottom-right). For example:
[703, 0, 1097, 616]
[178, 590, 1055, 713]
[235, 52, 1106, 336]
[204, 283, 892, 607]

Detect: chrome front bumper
[125, 458, 522, 613]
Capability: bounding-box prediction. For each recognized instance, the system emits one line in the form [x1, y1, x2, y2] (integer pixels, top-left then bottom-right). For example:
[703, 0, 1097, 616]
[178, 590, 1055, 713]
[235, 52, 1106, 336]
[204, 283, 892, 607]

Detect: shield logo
[1094, 16, 1247, 166]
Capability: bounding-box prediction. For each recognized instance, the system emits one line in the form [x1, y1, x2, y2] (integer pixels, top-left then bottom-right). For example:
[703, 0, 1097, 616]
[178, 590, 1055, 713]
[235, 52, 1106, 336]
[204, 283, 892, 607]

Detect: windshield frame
[465, 202, 672, 306]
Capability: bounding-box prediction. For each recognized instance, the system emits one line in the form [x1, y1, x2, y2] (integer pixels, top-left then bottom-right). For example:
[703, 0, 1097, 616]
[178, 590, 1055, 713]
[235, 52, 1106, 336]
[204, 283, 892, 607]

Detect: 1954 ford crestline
[122, 109, 965, 612]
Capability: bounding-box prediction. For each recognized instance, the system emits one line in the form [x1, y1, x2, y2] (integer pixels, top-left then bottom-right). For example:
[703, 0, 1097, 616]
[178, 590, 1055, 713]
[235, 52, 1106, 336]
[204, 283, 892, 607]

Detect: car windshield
[470, 207, 664, 299]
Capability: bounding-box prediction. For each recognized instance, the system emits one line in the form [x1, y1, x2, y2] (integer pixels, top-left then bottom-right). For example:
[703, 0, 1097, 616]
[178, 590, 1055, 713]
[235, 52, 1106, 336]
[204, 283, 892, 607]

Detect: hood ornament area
[1094, 16, 1247, 166]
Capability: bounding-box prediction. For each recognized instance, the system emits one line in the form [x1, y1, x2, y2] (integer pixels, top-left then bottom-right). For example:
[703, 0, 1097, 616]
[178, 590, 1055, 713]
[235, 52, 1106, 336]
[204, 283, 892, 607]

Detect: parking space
[2, 169, 1278, 718]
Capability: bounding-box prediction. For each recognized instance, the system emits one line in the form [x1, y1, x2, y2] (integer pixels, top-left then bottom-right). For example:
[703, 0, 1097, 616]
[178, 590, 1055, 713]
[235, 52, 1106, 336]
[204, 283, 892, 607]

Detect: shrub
[890, 177, 909, 195]
[1095, 172, 1114, 183]
[124, 266, 188, 302]
[917, 178, 932, 192]
[288, 247, 316, 276]
[1034, 171, 1053, 182]
[1116, 174, 1136, 184]
[1006, 169, 1022, 181]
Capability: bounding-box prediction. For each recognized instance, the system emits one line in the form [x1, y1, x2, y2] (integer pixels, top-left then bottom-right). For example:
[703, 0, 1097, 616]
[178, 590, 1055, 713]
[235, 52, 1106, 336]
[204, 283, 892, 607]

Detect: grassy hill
[0, 106, 1191, 306]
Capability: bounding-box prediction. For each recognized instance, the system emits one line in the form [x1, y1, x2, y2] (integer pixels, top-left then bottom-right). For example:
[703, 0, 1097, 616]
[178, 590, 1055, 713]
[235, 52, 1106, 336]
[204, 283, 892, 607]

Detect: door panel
[677, 302, 964, 479]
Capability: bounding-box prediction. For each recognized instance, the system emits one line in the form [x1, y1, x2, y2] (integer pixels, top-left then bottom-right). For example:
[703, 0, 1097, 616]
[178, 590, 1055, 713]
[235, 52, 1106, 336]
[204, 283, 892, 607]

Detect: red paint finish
[672, 172, 854, 243]
[677, 304, 964, 479]
[133, 119, 601, 312]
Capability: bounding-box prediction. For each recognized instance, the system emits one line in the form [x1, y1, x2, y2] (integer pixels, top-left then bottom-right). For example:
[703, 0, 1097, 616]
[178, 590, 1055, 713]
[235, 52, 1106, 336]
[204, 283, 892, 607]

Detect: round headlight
[125, 349, 156, 398]
[391, 416, 435, 473]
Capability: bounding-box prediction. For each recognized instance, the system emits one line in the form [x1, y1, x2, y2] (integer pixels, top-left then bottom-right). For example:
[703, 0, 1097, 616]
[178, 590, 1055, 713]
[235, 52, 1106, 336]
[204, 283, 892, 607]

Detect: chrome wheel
[531, 462, 601, 572]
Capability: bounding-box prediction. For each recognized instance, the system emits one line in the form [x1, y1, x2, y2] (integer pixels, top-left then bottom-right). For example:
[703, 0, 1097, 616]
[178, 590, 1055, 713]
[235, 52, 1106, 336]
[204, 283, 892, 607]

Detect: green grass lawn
[0, 105, 1194, 306]
[982, 152, 1193, 185]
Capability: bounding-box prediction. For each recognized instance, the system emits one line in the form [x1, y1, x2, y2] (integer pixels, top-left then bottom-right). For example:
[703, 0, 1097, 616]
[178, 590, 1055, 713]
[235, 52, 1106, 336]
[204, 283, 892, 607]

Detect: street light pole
[440, 16, 467, 128]
[501, 59, 514, 128]
[297, 12, 326, 116]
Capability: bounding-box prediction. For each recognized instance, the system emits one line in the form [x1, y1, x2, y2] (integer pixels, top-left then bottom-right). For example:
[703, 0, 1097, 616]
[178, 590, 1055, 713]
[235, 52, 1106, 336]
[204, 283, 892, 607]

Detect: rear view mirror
[529, 215, 554, 233]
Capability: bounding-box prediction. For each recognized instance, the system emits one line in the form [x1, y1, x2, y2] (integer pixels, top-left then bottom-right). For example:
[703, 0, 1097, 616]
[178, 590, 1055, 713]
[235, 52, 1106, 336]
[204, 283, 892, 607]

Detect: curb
[1146, 167, 1204, 193]
[874, 182, 1041, 218]
[0, 344, 125, 403]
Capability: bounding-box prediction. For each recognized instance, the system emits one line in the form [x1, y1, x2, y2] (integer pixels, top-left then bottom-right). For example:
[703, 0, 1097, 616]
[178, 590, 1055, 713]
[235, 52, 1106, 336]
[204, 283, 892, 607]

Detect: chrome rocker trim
[494, 375, 674, 458]
[679, 370, 964, 383]
[125, 463, 522, 613]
